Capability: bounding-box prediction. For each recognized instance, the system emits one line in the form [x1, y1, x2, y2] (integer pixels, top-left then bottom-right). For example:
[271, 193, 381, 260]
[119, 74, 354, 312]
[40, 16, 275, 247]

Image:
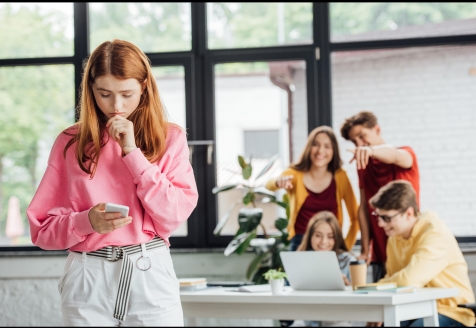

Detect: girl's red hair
[64, 39, 168, 178]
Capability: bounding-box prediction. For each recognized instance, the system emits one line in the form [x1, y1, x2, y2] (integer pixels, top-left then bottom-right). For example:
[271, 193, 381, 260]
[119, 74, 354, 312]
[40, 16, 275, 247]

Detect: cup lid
[350, 260, 366, 265]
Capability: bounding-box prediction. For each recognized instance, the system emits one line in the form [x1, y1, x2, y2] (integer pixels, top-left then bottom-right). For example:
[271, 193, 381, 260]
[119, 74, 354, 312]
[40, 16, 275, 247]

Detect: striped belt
[74, 237, 166, 321]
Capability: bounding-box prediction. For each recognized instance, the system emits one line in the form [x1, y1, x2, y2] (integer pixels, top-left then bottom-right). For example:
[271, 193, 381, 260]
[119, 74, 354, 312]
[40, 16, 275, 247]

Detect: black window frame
[1, 2, 476, 254]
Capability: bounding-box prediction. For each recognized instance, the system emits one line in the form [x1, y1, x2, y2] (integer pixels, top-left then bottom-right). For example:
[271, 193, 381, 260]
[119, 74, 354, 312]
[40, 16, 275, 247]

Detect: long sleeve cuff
[122, 148, 154, 184]
[72, 209, 95, 237]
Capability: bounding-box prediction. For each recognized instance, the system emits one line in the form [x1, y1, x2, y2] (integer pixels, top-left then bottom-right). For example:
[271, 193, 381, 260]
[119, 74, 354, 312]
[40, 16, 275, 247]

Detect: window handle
[187, 140, 214, 165]
[207, 144, 213, 165]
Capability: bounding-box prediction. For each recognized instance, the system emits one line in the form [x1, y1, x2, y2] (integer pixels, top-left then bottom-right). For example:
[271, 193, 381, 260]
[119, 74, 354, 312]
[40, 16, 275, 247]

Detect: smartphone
[105, 203, 129, 218]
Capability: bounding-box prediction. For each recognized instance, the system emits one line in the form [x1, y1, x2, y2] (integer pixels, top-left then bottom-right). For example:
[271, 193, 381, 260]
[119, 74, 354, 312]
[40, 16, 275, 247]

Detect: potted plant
[212, 155, 290, 285]
[263, 269, 288, 295]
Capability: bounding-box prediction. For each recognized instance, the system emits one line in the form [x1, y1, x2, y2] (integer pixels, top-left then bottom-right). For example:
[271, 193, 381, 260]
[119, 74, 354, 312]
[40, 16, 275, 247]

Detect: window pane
[152, 66, 186, 129]
[214, 61, 307, 236]
[331, 45, 476, 236]
[151, 66, 187, 236]
[0, 65, 74, 246]
[0, 3, 73, 59]
[89, 3, 191, 53]
[207, 3, 313, 49]
[331, 3, 476, 42]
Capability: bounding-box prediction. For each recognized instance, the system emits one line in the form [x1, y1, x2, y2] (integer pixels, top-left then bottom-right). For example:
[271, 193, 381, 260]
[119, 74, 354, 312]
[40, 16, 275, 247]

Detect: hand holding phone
[105, 203, 129, 218]
[88, 203, 132, 234]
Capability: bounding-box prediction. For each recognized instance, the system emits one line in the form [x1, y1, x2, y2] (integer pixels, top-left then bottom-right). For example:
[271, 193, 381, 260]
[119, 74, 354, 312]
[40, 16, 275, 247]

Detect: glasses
[372, 209, 405, 223]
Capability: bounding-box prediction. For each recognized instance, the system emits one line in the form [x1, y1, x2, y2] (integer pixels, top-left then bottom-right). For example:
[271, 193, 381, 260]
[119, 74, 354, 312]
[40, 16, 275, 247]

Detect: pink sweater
[27, 124, 198, 252]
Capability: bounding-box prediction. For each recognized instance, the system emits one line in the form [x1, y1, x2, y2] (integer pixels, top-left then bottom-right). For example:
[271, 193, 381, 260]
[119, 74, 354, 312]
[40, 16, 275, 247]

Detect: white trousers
[58, 246, 183, 326]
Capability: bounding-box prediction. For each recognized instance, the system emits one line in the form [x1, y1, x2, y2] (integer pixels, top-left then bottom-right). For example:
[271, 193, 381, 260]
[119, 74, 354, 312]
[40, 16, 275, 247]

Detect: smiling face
[309, 132, 334, 169]
[348, 124, 382, 147]
[310, 221, 335, 251]
[92, 74, 145, 120]
[375, 207, 415, 239]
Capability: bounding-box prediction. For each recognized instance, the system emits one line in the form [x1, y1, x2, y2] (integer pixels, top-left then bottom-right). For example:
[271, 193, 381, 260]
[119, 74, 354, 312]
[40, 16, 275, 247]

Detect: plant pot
[269, 278, 285, 295]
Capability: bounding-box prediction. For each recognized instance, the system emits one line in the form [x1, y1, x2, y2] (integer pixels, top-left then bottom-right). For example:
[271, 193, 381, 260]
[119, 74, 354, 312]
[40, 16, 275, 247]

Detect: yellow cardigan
[380, 212, 475, 326]
[265, 167, 359, 250]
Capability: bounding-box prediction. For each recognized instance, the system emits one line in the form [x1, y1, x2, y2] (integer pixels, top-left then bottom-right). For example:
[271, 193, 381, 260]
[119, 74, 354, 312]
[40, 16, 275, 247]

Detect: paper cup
[349, 260, 367, 290]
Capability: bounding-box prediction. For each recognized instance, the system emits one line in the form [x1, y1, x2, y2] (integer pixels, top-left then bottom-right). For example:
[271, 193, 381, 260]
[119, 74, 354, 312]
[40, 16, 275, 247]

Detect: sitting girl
[294, 211, 356, 327]
[298, 211, 356, 282]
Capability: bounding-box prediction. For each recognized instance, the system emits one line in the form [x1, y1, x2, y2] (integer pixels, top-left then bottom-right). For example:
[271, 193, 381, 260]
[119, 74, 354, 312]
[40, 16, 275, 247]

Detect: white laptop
[280, 251, 346, 291]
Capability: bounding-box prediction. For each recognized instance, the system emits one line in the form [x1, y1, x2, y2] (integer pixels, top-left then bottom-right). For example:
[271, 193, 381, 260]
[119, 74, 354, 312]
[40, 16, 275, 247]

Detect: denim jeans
[400, 313, 465, 327]
[289, 234, 304, 252]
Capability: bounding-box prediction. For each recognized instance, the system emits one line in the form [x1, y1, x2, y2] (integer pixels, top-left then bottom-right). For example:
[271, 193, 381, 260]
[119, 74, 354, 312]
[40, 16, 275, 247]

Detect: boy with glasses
[367, 180, 474, 327]
[340, 111, 420, 281]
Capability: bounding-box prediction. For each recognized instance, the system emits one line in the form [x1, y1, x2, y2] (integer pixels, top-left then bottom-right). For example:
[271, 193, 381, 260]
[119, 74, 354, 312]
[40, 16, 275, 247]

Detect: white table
[180, 287, 458, 327]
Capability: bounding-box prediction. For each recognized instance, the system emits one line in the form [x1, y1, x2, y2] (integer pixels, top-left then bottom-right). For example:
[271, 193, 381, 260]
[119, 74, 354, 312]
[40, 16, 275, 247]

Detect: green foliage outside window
[89, 3, 191, 53]
[208, 3, 313, 49]
[0, 5, 74, 245]
[330, 2, 476, 38]
[0, 3, 73, 59]
[0, 64, 74, 244]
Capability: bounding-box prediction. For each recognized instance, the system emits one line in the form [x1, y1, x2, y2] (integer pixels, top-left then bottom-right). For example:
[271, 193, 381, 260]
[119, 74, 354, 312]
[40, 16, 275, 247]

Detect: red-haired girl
[27, 40, 198, 326]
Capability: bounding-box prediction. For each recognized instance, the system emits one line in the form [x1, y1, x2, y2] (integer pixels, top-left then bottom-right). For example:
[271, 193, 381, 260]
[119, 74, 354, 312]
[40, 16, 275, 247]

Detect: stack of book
[179, 278, 208, 292]
[354, 282, 415, 293]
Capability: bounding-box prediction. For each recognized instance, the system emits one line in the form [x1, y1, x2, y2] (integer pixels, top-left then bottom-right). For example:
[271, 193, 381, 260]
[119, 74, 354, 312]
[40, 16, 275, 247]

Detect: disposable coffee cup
[349, 260, 367, 290]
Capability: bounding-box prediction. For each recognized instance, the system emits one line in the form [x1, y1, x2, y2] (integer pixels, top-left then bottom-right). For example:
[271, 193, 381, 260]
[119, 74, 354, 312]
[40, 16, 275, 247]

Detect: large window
[1, 3, 476, 252]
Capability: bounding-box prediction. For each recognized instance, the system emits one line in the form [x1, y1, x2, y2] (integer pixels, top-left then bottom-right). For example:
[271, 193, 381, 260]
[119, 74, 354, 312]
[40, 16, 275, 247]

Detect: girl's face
[310, 222, 335, 251]
[310, 133, 334, 169]
[92, 74, 145, 120]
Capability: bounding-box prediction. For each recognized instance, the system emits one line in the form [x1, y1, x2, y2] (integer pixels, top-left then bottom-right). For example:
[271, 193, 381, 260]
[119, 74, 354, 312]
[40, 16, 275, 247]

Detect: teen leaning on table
[26, 40, 198, 326]
[266, 126, 359, 252]
[367, 180, 474, 327]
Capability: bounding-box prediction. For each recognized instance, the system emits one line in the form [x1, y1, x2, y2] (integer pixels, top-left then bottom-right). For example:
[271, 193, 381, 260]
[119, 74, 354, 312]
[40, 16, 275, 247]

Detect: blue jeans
[400, 313, 465, 327]
[289, 234, 304, 252]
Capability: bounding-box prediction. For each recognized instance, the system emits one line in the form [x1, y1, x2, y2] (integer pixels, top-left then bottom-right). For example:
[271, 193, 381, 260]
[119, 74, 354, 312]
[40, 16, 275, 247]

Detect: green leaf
[246, 252, 267, 280]
[235, 227, 245, 237]
[238, 208, 263, 232]
[224, 231, 254, 256]
[281, 232, 290, 246]
[242, 164, 252, 180]
[235, 231, 257, 255]
[263, 268, 287, 280]
[213, 200, 241, 235]
[238, 155, 246, 169]
[275, 201, 288, 209]
[212, 184, 239, 194]
[242, 191, 255, 205]
[255, 154, 278, 180]
[275, 218, 288, 231]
